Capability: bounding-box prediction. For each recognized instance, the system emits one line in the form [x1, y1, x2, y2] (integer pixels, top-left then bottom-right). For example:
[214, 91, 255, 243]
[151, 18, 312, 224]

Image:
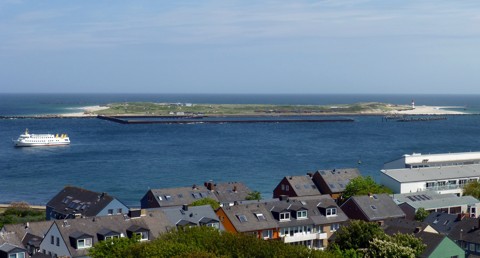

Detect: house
[216, 201, 279, 241]
[46, 186, 129, 220]
[269, 195, 349, 250]
[0, 243, 27, 258]
[448, 217, 480, 257]
[273, 174, 320, 198]
[380, 165, 480, 195]
[161, 204, 224, 230]
[384, 152, 480, 170]
[423, 212, 463, 235]
[1, 221, 53, 257]
[340, 194, 406, 223]
[39, 210, 174, 258]
[204, 181, 252, 207]
[217, 195, 348, 250]
[392, 191, 480, 220]
[383, 219, 465, 258]
[140, 185, 219, 209]
[312, 168, 361, 201]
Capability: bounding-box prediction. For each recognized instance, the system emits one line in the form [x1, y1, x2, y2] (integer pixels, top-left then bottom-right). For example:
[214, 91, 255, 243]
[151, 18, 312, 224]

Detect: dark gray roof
[161, 205, 224, 230]
[423, 212, 461, 235]
[0, 243, 24, 253]
[220, 203, 278, 233]
[382, 218, 451, 258]
[287, 195, 349, 226]
[210, 182, 252, 204]
[54, 210, 174, 257]
[284, 175, 321, 196]
[1, 221, 53, 249]
[449, 217, 480, 244]
[47, 186, 120, 218]
[342, 194, 405, 221]
[148, 186, 219, 207]
[313, 168, 360, 193]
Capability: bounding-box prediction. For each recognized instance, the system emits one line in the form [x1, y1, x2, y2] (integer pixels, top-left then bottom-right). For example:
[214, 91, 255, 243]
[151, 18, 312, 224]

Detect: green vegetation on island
[94, 102, 411, 116]
[0, 202, 46, 228]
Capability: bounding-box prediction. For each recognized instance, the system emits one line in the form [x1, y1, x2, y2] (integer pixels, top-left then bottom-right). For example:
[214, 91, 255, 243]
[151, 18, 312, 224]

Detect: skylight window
[371, 205, 377, 210]
[255, 213, 266, 221]
[237, 214, 248, 223]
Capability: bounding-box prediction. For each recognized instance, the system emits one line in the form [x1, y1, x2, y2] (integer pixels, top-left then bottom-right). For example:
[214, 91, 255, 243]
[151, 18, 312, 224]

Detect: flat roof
[381, 164, 480, 183]
[403, 195, 480, 210]
[403, 152, 480, 164]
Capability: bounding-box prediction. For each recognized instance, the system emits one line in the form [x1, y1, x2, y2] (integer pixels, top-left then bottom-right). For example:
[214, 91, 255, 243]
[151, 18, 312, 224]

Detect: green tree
[342, 176, 392, 200]
[366, 233, 425, 258]
[190, 197, 220, 210]
[245, 191, 262, 201]
[414, 207, 429, 221]
[88, 236, 139, 258]
[463, 181, 480, 199]
[330, 220, 384, 251]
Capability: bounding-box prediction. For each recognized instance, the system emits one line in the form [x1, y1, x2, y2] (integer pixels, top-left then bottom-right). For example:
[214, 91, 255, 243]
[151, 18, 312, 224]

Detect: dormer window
[297, 210, 307, 219]
[326, 208, 337, 217]
[135, 232, 149, 241]
[127, 225, 150, 241]
[77, 238, 92, 249]
[280, 212, 290, 221]
[8, 252, 25, 258]
[70, 232, 93, 249]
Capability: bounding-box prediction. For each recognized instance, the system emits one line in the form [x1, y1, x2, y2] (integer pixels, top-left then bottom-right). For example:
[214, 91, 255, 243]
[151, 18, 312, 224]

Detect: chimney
[192, 184, 198, 190]
[182, 204, 188, 211]
[306, 172, 313, 178]
[233, 185, 237, 193]
[457, 213, 466, 221]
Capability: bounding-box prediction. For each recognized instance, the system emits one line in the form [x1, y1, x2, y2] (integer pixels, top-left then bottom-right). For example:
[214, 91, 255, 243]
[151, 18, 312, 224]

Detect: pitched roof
[47, 186, 120, 217]
[342, 194, 405, 221]
[208, 181, 252, 204]
[220, 203, 278, 233]
[313, 168, 360, 193]
[284, 175, 321, 196]
[0, 243, 25, 253]
[53, 210, 174, 257]
[382, 218, 449, 258]
[147, 185, 219, 207]
[423, 212, 461, 235]
[161, 205, 224, 230]
[1, 221, 53, 250]
[448, 217, 480, 244]
[288, 195, 349, 226]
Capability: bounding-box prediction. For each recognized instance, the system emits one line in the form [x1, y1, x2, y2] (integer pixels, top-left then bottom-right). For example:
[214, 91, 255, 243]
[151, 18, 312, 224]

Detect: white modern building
[383, 152, 480, 170]
[381, 165, 480, 195]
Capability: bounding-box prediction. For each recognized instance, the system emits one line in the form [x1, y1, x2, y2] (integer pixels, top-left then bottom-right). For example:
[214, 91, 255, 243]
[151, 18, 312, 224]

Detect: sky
[0, 0, 479, 94]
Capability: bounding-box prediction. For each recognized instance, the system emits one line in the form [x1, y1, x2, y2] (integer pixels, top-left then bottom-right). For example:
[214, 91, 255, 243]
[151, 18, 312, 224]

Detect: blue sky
[1, 0, 479, 94]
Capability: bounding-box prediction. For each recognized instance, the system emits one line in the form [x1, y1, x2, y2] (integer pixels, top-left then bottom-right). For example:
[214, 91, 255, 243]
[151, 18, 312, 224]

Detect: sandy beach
[390, 106, 467, 115]
[60, 105, 109, 117]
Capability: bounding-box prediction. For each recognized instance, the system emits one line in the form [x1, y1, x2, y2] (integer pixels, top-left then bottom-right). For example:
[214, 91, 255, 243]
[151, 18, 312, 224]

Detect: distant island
[87, 102, 416, 116]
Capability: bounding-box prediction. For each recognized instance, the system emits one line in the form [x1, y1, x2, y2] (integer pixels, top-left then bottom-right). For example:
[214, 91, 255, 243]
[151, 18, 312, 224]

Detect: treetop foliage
[342, 176, 392, 200]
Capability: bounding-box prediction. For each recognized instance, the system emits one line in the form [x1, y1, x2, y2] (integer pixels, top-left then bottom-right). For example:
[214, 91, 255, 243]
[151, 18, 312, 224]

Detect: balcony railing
[283, 233, 317, 243]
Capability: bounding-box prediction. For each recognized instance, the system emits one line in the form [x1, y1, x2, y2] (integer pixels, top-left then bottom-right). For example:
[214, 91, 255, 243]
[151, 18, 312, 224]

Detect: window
[426, 182, 436, 189]
[237, 214, 248, 222]
[135, 231, 148, 241]
[255, 213, 266, 221]
[326, 208, 337, 217]
[105, 235, 120, 241]
[56, 237, 60, 246]
[297, 210, 307, 219]
[280, 212, 290, 221]
[9, 253, 25, 258]
[262, 229, 273, 239]
[108, 209, 114, 215]
[77, 238, 92, 249]
[286, 185, 289, 191]
[117, 208, 122, 214]
[330, 223, 340, 232]
[206, 222, 220, 229]
[281, 184, 285, 190]
[51, 235, 54, 244]
[371, 205, 377, 210]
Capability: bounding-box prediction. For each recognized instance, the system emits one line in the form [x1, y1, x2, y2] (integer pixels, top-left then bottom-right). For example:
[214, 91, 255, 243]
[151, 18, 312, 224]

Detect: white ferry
[14, 129, 70, 147]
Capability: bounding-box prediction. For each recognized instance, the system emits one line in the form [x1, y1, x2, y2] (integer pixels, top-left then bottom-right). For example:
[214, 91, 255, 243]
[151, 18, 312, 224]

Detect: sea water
[1, 94, 480, 206]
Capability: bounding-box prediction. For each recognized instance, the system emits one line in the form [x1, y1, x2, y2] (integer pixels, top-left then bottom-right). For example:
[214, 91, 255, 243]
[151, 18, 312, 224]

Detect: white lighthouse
[411, 100, 415, 109]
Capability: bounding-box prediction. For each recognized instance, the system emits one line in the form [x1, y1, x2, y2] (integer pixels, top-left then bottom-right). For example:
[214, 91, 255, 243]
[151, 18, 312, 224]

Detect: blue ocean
[1, 94, 480, 206]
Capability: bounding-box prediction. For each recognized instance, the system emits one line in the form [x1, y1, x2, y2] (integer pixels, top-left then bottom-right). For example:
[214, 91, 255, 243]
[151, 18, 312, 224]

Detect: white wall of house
[39, 224, 71, 258]
[98, 199, 129, 216]
[380, 174, 401, 193]
[383, 158, 406, 170]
